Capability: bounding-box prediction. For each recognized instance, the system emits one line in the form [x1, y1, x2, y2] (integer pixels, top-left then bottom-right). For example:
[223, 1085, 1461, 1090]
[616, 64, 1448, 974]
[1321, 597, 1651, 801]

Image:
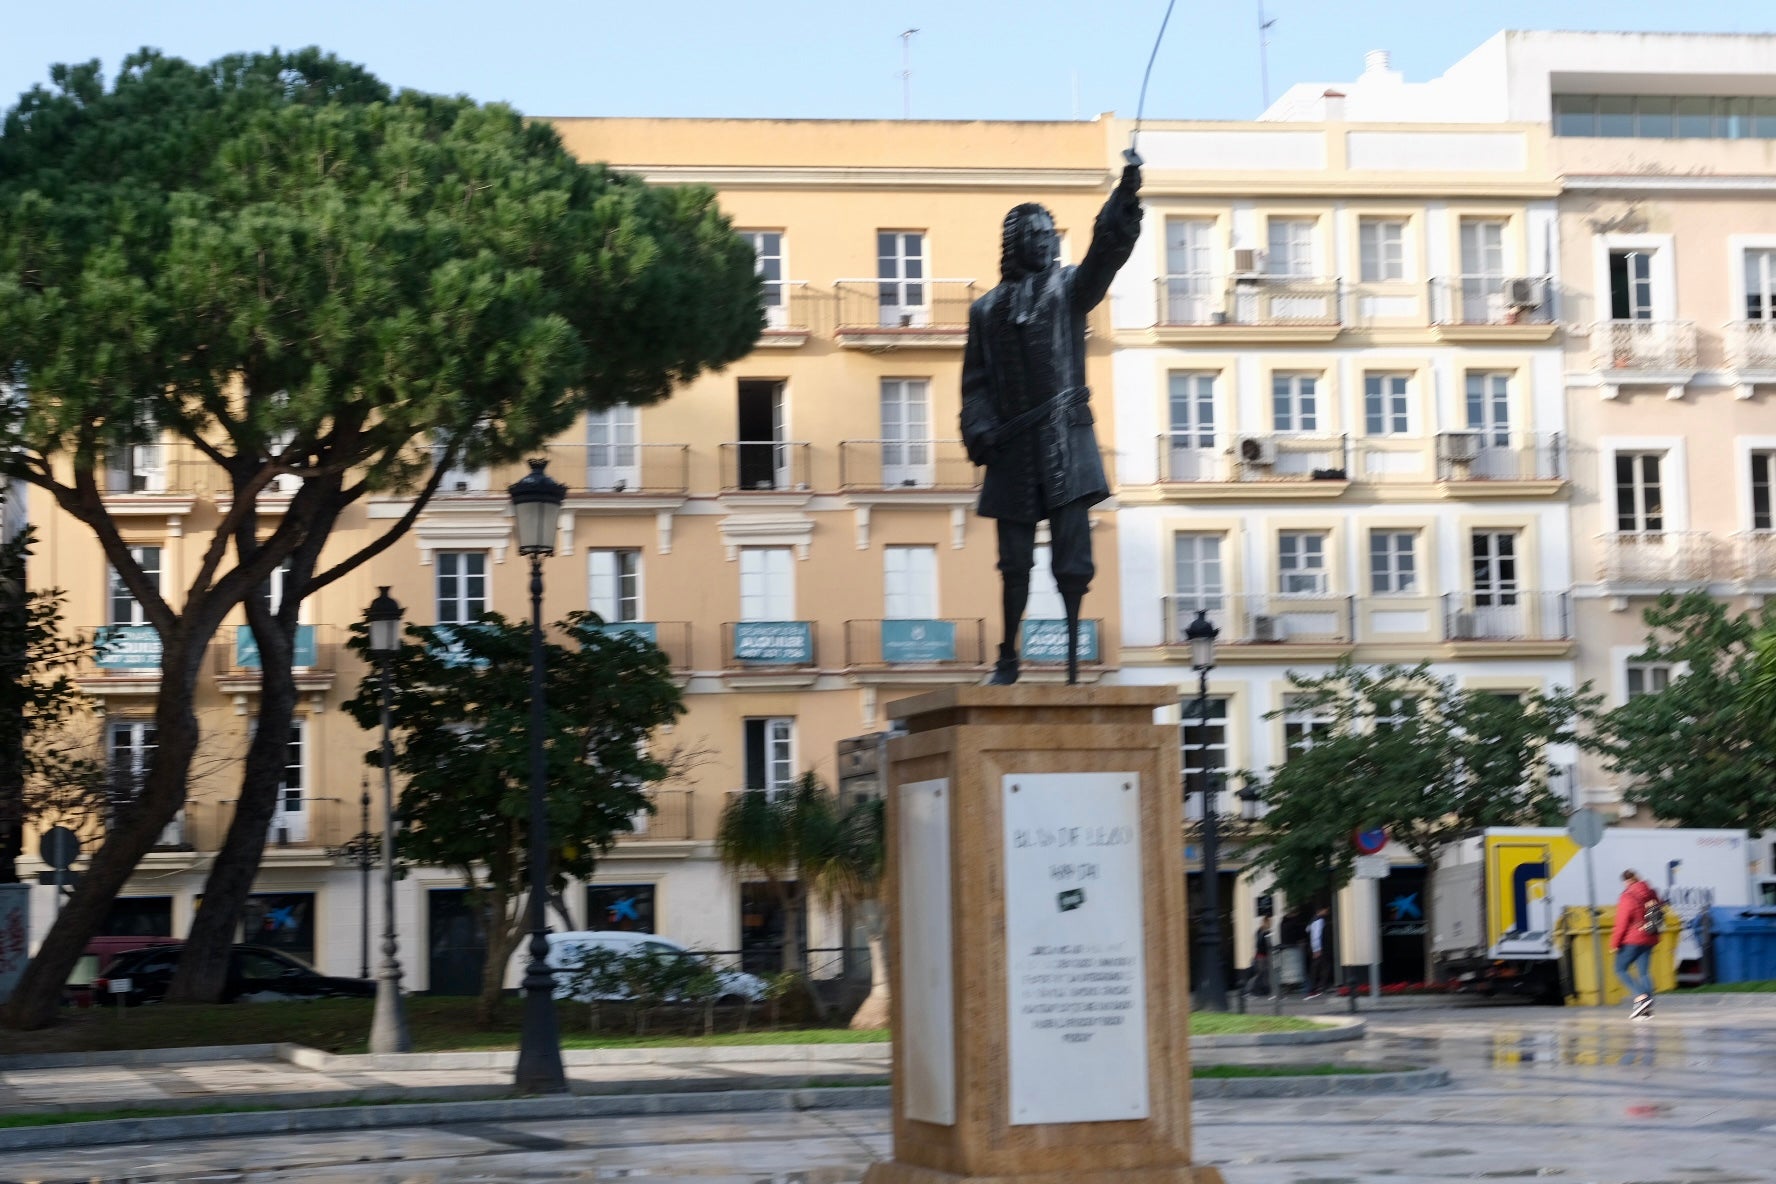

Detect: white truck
[1431, 826, 1771, 1001]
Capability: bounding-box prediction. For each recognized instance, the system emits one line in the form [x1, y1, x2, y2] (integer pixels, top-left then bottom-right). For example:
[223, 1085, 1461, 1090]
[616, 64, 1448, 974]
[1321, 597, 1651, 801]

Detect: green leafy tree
[0, 49, 760, 1024]
[1595, 592, 1776, 831]
[1248, 661, 1590, 980]
[802, 795, 887, 1030]
[0, 523, 104, 882]
[342, 612, 686, 1024]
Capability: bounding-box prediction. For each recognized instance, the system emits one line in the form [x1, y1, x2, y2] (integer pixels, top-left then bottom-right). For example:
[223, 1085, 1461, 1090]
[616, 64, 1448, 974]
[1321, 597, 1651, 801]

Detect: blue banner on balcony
[94, 624, 161, 670]
[1021, 619, 1099, 664]
[235, 624, 317, 669]
[881, 619, 956, 663]
[594, 621, 658, 645]
[733, 620, 812, 664]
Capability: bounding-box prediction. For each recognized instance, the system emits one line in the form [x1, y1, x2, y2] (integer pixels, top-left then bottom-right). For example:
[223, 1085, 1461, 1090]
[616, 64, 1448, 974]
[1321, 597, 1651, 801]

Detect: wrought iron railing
[1439, 591, 1572, 642]
[1162, 594, 1353, 646]
[1428, 275, 1554, 325]
[1594, 320, 1699, 372]
[833, 279, 977, 333]
[717, 442, 812, 492]
[1725, 320, 1776, 370]
[837, 439, 980, 492]
[1597, 531, 1715, 584]
[538, 443, 691, 495]
[842, 619, 986, 669]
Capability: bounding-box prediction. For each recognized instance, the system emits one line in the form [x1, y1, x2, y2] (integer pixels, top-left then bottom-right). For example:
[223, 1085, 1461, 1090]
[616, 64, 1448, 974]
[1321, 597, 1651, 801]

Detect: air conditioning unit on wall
[1251, 614, 1287, 643]
[1503, 276, 1544, 308]
[1237, 435, 1278, 466]
[1450, 611, 1480, 640]
[1232, 248, 1259, 274]
[1438, 431, 1484, 464]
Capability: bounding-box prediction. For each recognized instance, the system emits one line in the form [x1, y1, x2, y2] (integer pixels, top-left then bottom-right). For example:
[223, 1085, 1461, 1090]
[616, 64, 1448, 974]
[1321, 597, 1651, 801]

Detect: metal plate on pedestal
[1003, 771, 1148, 1125]
[899, 778, 955, 1125]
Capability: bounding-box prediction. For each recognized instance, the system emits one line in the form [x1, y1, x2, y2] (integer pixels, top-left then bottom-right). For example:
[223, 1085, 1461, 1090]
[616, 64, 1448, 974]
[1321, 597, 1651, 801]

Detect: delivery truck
[1431, 826, 1771, 1001]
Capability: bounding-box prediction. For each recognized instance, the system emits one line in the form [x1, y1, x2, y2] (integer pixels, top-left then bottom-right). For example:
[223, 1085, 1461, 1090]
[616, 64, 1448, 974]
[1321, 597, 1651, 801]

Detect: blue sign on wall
[1020, 619, 1099, 664]
[881, 618, 956, 664]
[733, 620, 812, 664]
[235, 624, 317, 669]
[94, 624, 162, 670]
[594, 621, 658, 645]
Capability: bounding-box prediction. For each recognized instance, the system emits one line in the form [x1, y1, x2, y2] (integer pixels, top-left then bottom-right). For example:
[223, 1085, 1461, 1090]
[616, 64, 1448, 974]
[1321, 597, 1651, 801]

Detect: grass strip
[1677, 980, 1776, 994]
[1191, 1062, 1392, 1078]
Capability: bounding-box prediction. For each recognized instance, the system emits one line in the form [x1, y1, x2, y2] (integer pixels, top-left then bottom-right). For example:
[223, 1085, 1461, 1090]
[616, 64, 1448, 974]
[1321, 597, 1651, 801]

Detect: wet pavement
[2, 994, 1774, 1183]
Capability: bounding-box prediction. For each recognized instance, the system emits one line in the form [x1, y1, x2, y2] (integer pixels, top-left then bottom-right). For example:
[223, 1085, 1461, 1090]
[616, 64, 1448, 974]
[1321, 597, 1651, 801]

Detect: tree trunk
[478, 884, 527, 1027]
[2, 638, 206, 1029]
[0, 532, 24, 886]
[849, 925, 890, 1030]
[165, 605, 301, 1003]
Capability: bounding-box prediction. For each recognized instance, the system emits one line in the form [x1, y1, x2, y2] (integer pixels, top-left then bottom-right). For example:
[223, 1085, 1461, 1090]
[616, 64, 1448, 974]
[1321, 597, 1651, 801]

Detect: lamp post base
[514, 945, 567, 1095]
[369, 964, 411, 1055]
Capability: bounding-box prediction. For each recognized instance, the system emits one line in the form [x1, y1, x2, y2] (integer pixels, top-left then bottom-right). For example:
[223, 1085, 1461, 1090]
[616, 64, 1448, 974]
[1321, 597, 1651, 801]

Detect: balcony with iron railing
[1439, 591, 1572, 643]
[837, 440, 981, 493]
[1593, 320, 1700, 376]
[1161, 594, 1354, 651]
[717, 441, 812, 493]
[1597, 531, 1715, 586]
[590, 620, 693, 674]
[1427, 275, 1556, 340]
[212, 626, 339, 697]
[1429, 431, 1565, 485]
[99, 442, 218, 505]
[1157, 433, 1349, 490]
[1725, 320, 1776, 381]
[1734, 531, 1776, 583]
[832, 280, 976, 347]
[723, 621, 817, 672]
[201, 795, 359, 853]
[539, 443, 691, 496]
[757, 282, 817, 346]
[1154, 275, 1343, 341]
[842, 618, 987, 675]
[622, 788, 693, 842]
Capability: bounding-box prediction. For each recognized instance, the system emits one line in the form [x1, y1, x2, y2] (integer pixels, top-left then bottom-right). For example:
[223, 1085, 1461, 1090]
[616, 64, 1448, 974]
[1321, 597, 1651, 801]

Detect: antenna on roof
[1258, 0, 1278, 110]
[900, 28, 919, 120]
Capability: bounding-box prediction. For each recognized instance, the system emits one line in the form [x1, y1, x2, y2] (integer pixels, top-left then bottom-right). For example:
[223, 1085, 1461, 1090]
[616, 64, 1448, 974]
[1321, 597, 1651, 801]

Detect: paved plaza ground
[1, 994, 1772, 1183]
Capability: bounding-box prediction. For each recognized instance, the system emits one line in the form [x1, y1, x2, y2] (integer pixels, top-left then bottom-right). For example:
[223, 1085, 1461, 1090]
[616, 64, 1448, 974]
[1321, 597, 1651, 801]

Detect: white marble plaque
[899, 777, 955, 1125]
[1003, 772, 1148, 1125]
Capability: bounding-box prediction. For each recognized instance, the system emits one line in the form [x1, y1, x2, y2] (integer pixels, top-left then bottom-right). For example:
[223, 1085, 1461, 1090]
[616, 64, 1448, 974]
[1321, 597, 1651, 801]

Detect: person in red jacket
[1610, 868, 1663, 1019]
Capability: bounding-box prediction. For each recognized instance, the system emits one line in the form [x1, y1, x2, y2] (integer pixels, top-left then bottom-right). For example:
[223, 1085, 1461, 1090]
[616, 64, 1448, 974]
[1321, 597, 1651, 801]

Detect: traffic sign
[1354, 854, 1391, 879]
[1353, 827, 1389, 855]
[1567, 808, 1606, 849]
[37, 826, 79, 870]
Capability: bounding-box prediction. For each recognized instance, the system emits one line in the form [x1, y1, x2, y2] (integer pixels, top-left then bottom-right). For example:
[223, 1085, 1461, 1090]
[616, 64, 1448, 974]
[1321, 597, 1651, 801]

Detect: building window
[108, 545, 161, 626]
[877, 230, 926, 324]
[1625, 663, 1673, 700]
[739, 547, 795, 621]
[1363, 373, 1410, 435]
[1168, 372, 1217, 448]
[1465, 372, 1511, 444]
[1163, 218, 1216, 323]
[880, 378, 932, 486]
[743, 717, 795, 794]
[1265, 218, 1314, 277]
[431, 431, 486, 494]
[1554, 93, 1776, 140]
[106, 719, 156, 802]
[735, 379, 786, 491]
[740, 231, 786, 327]
[274, 721, 306, 840]
[1609, 250, 1655, 321]
[1173, 533, 1225, 612]
[1471, 530, 1520, 608]
[1272, 373, 1318, 433]
[1283, 695, 1332, 757]
[1358, 218, 1406, 282]
[1753, 451, 1774, 531]
[883, 545, 937, 620]
[589, 549, 641, 623]
[1278, 531, 1329, 596]
[435, 551, 488, 623]
[1614, 453, 1665, 533]
[1745, 250, 1776, 321]
[1369, 530, 1418, 595]
[586, 405, 639, 491]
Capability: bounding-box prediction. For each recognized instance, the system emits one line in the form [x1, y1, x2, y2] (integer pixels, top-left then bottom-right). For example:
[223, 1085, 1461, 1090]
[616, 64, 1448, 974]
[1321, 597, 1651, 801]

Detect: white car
[544, 930, 768, 1003]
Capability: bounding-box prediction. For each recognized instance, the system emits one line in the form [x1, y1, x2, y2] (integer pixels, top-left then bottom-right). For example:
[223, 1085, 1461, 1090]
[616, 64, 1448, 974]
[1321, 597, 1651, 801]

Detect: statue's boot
[987, 573, 1029, 685]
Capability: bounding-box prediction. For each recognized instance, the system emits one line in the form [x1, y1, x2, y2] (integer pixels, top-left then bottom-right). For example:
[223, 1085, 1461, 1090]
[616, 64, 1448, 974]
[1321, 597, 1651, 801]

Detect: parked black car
[93, 944, 375, 1005]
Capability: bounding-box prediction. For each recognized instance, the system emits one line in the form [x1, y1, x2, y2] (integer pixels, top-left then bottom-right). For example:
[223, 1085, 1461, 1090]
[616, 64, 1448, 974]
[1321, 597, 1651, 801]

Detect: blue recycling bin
[1707, 907, 1776, 983]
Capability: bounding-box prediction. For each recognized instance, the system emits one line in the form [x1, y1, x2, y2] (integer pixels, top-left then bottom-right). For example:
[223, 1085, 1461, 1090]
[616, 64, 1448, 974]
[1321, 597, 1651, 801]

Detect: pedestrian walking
[1610, 868, 1665, 1019]
[1245, 916, 1273, 996]
[1305, 906, 1332, 999]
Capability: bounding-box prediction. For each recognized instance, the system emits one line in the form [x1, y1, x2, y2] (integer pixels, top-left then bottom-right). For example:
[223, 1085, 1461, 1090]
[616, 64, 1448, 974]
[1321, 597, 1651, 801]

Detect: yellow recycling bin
[1556, 905, 1679, 1007]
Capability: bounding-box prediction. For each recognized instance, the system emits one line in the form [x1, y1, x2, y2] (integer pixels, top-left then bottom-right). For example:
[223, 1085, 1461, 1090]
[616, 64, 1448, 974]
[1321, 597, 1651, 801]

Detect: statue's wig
[1000, 202, 1056, 282]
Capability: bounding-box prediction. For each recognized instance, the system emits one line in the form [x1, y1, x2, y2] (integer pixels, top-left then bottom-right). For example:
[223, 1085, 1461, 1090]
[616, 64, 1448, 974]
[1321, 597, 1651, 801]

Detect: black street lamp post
[365, 586, 411, 1054]
[509, 458, 569, 1095]
[359, 775, 371, 981]
[1185, 609, 1227, 1012]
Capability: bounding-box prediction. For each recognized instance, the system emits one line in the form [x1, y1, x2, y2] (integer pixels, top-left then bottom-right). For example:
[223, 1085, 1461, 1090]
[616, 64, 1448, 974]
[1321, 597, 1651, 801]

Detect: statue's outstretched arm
[1071, 156, 1144, 311]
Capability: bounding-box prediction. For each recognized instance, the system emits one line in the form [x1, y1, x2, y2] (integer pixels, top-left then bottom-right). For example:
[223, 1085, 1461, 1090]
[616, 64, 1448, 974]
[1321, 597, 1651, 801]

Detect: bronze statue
[961, 152, 1144, 685]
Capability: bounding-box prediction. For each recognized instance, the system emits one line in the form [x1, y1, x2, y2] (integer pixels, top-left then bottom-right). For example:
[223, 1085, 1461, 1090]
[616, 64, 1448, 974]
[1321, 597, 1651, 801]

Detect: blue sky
[3, 1, 1773, 123]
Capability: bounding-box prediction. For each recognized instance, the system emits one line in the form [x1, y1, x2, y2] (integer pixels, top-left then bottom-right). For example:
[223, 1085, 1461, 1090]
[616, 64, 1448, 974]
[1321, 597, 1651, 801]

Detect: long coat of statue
[959, 182, 1143, 523]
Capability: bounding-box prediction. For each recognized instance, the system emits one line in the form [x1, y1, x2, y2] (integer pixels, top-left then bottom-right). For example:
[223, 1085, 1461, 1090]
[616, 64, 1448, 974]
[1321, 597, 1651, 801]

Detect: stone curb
[1191, 1064, 1449, 1098]
[0, 1020, 1359, 1074]
[0, 1085, 892, 1153]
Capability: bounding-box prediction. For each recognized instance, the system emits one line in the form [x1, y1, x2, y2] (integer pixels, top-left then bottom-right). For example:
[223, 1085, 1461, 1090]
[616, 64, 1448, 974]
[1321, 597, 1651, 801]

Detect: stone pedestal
[865, 686, 1223, 1184]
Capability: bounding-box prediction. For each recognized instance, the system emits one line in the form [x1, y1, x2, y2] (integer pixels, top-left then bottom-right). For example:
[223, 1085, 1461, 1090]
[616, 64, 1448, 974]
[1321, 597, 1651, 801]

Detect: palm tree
[1750, 627, 1776, 725]
[802, 795, 887, 1030]
[715, 773, 833, 978]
